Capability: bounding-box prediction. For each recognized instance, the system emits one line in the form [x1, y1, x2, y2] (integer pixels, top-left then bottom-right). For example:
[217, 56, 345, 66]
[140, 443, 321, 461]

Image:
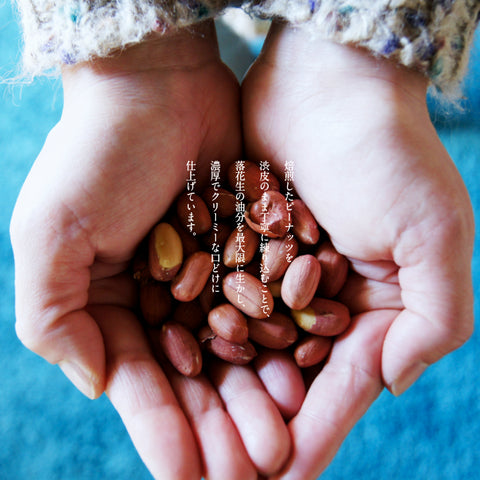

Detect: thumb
[11, 195, 105, 399]
[382, 208, 474, 396]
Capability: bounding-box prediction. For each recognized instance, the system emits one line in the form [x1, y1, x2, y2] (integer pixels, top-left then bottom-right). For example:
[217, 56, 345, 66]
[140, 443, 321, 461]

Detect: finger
[253, 349, 306, 420]
[166, 365, 257, 480]
[336, 271, 402, 315]
[347, 258, 399, 283]
[88, 272, 138, 308]
[91, 305, 202, 480]
[209, 360, 291, 476]
[384, 214, 475, 395]
[90, 259, 131, 280]
[11, 202, 105, 399]
[272, 310, 396, 480]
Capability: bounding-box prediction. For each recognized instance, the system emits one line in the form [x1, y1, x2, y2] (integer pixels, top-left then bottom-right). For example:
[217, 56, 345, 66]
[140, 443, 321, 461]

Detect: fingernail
[59, 360, 96, 399]
[391, 361, 428, 397]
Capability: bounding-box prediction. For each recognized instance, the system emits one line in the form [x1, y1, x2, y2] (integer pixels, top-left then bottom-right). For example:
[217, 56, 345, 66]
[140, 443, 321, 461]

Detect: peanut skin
[261, 235, 299, 282]
[202, 221, 232, 250]
[291, 199, 321, 245]
[176, 192, 212, 235]
[138, 159, 357, 377]
[202, 186, 237, 218]
[223, 225, 259, 268]
[291, 297, 351, 336]
[294, 335, 332, 368]
[222, 271, 274, 319]
[245, 190, 290, 239]
[315, 240, 349, 298]
[171, 251, 213, 302]
[208, 303, 249, 344]
[157, 321, 203, 377]
[199, 326, 257, 365]
[281, 254, 321, 310]
[248, 312, 298, 349]
[228, 160, 280, 202]
[169, 216, 202, 257]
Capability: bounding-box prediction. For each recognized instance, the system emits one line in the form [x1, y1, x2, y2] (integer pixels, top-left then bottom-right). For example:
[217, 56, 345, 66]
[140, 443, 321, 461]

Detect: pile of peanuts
[132, 160, 351, 377]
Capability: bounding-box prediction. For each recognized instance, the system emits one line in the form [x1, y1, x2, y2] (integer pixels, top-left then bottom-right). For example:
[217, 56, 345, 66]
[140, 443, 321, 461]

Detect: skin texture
[10, 21, 298, 480]
[10, 17, 475, 480]
[242, 22, 474, 480]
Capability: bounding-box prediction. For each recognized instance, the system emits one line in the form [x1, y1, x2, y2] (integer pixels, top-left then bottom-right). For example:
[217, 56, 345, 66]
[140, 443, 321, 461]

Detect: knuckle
[15, 311, 58, 361]
[15, 318, 44, 355]
[432, 311, 474, 359]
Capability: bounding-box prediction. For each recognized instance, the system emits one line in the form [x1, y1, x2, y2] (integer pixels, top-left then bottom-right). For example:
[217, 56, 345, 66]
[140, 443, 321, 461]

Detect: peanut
[245, 190, 290, 239]
[291, 297, 351, 336]
[208, 303, 249, 344]
[228, 160, 280, 202]
[134, 159, 356, 377]
[223, 225, 259, 268]
[171, 251, 213, 302]
[281, 254, 321, 310]
[169, 216, 202, 257]
[267, 279, 283, 298]
[261, 235, 299, 282]
[202, 186, 237, 218]
[294, 335, 332, 368]
[248, 312, 298, 349]
[157, 321, 203, 377]
[176, 192, 212, 235]
[315, 240, 349, 298]
[222, 271, 274, 319]
[148, 222, 183, 281]
[199, 326, 257, 365]
[291, 199, 321, 245]
[202, 221, 232, 250]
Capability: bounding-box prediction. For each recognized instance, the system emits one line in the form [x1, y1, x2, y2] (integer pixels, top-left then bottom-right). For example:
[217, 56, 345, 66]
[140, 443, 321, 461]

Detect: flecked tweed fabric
[15, 0, 480, 95]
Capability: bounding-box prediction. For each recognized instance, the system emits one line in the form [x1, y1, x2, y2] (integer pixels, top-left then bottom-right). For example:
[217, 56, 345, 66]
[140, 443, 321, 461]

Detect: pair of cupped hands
[10, 19, 474, 480]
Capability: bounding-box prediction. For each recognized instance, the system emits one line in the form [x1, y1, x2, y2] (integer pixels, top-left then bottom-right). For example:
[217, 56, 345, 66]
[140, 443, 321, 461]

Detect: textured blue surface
[1, 4, 479, 479]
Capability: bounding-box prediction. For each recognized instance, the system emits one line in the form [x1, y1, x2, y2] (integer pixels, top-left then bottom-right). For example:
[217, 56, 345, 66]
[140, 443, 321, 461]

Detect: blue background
[1, 3, 479, 479]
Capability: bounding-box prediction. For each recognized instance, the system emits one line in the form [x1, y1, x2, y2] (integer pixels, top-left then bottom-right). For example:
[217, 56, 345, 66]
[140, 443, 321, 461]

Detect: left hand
[242, 22, 475, 479]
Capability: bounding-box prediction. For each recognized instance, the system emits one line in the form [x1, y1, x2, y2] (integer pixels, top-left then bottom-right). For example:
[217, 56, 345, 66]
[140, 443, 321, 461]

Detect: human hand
[242, 22, 475, 480]
[10, 21, 296, 479]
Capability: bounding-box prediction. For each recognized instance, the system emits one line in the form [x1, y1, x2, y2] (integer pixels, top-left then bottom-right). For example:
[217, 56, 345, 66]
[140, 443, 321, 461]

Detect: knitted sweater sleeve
[16, 0, 480, 94]
[246, 1, 480, 96]
[16, 0, 233, 76]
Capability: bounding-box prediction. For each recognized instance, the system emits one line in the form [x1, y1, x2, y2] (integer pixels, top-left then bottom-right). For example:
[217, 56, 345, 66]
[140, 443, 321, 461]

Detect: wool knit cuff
[16, 0, 480, 95]
[15, 0, 230, 77]
[248, 0, 480, 95]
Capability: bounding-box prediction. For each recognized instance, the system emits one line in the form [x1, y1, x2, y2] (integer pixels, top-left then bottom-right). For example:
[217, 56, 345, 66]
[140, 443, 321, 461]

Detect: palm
[12, 22, 293, 479]
[79, 56, 245, 478]
[241, 25, 474, 480]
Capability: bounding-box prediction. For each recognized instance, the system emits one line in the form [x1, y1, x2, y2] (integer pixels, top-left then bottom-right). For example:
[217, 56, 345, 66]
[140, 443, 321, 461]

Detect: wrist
[62, 20, 220, 88]
[258, 21, 429, 108]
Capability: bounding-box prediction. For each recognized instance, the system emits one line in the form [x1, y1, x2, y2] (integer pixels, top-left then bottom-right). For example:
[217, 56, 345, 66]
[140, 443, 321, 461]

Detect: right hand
[10, 21, 296, 479]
